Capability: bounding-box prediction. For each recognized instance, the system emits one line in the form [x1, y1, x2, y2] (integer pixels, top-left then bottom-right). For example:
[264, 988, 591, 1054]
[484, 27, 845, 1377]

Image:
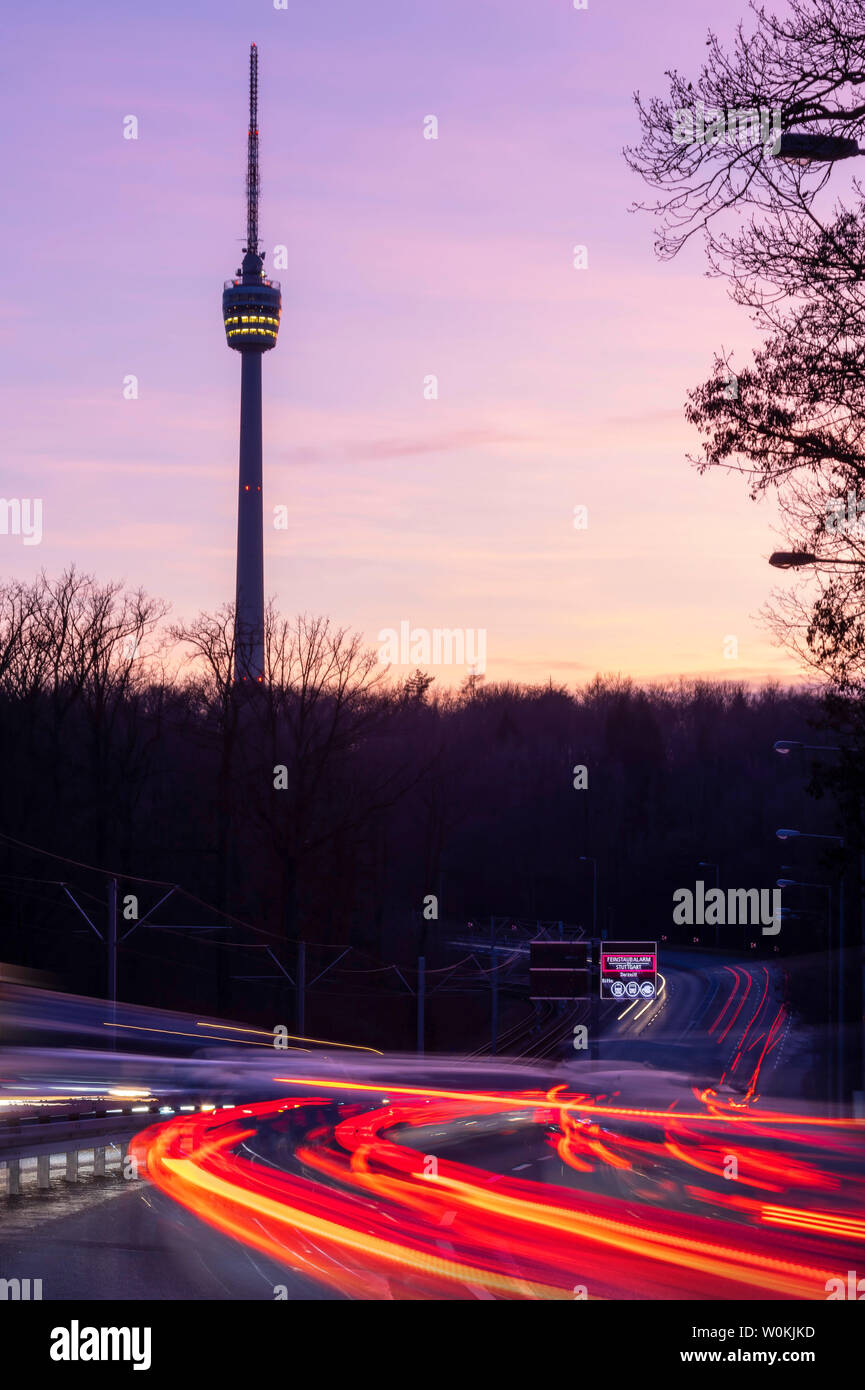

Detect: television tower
[223, 43, 281, 684]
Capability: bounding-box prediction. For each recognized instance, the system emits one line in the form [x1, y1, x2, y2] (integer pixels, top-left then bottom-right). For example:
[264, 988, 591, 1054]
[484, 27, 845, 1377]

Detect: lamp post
[699, 861, 720, 948]
[579, 856, 598, 938]
[777, 876, 834, 1101]
[579, 856, 600, 1065]
[774, 132, 862, 164]
[773, 740, 842, 755]
[774, 731, 865, 1109]
[767, 123, 864, 1102]
[777, 828, 846, 1104]
[769, 552, 862, 570]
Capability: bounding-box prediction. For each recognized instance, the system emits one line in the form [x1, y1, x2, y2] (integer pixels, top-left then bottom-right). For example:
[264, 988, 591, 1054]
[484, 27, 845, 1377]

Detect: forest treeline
[0, 569, 843, 1023]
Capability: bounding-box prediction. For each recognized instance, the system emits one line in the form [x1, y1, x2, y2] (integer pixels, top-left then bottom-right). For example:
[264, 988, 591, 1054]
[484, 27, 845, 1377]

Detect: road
[1, 954, 859, 1299]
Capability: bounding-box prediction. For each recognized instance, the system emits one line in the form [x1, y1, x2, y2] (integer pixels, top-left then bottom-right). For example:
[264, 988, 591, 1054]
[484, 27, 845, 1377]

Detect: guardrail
[0, 1099, 208, 1194]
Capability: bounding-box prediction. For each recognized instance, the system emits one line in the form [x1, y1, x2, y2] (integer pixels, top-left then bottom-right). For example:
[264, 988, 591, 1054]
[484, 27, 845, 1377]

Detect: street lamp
[768, 122, 864, 1105]
[774, 132, 861, 163]
[774, 740, 865, 1111]
[774, 739, 842, 755]
[769, 551, 861, 569]
[769, 550, 818, 569]
[777, 877, 830, 890]
[776, 827, 846, 1105]
[776, 875, 835, 1101]
[776, 828, 843, 844]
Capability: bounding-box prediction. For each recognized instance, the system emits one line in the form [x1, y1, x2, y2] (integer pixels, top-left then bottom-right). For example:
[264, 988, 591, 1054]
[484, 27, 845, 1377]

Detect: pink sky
[0, 0, 807, 687]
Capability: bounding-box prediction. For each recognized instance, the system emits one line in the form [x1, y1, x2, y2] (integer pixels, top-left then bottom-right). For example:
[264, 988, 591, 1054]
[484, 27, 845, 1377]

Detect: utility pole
[860, 848, 865, 1115]
[580, 856, 598, 937]
[296, 940, 306, 1037]
[839, 872, 846, 1108]
[107, 878, 118, 1002]
[490, 915, 498, 1054]
[699, 861, 720, 948]
[828, 888, 835, 1106]
[590, 939, 599, 1063]
[417, 956, 425, 1054]
[107, 879, 118, 1047]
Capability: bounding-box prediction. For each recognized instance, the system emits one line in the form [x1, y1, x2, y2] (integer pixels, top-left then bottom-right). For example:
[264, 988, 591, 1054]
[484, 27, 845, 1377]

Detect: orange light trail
[273, 1075, 865, 1128]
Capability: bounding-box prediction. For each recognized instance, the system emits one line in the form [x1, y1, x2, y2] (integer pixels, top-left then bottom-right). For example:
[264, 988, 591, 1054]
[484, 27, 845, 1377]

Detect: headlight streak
[193, 1022, 383, 1055]
[102, 1022, 312, 1051]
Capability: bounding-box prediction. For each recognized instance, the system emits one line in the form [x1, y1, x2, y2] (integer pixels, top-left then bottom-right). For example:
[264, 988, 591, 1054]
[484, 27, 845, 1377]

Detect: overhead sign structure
[529, 940, 589, 999]
[600, 941, 657, 1001]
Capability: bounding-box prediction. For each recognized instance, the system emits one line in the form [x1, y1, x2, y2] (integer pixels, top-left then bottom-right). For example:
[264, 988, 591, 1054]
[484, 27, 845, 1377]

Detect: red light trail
[131, 1079, 865, 1301]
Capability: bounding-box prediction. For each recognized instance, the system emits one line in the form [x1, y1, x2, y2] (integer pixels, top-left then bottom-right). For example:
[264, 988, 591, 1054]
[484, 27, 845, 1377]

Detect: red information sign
[600, 941, 657, 1001]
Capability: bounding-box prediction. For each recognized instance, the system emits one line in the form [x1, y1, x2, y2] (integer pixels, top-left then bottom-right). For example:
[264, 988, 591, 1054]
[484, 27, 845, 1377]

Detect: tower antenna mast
[246, 42, 259, 255]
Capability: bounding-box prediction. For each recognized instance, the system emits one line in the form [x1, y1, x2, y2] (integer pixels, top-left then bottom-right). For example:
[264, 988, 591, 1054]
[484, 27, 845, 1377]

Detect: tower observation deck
[223, 43, 281, 684]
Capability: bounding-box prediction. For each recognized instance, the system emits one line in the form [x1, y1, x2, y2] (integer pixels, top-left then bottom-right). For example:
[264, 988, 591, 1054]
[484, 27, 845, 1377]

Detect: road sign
[600, 941, 657, 1001]
[529, 940, 589, 999]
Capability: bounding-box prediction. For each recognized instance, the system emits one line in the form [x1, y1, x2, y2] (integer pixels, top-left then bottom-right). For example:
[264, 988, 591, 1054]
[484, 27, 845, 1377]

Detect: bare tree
[252, 614, 417, 943]
[626, 0, 865, 687]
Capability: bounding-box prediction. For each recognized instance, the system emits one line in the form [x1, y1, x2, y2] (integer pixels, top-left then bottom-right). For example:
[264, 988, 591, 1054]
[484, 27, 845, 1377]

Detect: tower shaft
[235, 352, 264, 682]
[223, 42, 281, 686]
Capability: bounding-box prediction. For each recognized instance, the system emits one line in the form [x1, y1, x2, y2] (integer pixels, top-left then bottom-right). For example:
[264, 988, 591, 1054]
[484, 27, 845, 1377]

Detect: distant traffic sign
[600, 941, 657, 1001]
[529, 940, 589, 999]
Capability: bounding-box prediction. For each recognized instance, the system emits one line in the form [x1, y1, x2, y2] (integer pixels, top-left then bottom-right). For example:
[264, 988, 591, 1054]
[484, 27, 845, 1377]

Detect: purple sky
[0, 0, 803, 687]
